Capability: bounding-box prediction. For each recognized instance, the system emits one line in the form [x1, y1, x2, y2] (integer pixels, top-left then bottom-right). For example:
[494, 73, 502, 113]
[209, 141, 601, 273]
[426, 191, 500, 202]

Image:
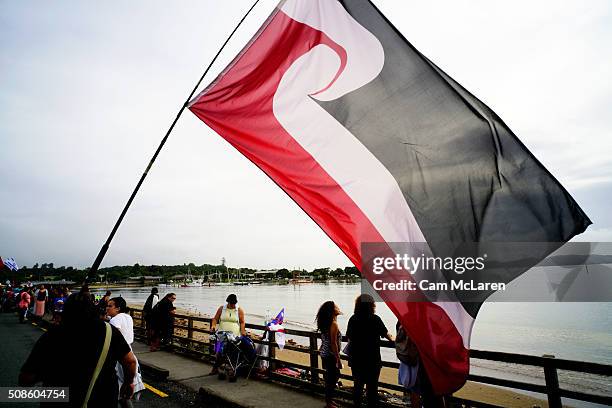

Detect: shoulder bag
[82, 322, 112, 408]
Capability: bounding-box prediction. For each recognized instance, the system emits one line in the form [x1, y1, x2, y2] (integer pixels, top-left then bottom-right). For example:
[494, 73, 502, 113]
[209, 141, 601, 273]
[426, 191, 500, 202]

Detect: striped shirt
[320, 329, 342, 358]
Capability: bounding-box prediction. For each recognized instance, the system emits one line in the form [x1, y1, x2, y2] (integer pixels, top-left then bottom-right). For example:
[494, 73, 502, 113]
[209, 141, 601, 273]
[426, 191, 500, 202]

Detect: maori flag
[189, 0, 591, 393]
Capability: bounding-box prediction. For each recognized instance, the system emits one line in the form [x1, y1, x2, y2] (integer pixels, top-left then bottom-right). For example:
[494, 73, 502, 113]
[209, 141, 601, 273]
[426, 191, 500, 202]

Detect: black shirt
[143, 294, 158, 317]
[152, 298, 175, 333]
[36, 289, 47, 302]
[21, 320, 131, 407]
[346, 313, 388, 368]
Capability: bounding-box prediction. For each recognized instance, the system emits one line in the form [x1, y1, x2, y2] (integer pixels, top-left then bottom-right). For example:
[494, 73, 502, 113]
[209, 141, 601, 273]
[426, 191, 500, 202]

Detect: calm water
[96, 283, 612, 403]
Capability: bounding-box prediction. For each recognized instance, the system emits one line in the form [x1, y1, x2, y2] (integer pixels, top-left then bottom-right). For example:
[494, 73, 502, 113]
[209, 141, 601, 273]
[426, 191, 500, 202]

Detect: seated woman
[209, 294, 246, 375]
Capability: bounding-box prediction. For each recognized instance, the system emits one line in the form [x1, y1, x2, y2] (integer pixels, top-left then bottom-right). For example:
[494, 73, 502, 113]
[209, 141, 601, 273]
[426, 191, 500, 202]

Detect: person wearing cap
[209, 294, 246, 375]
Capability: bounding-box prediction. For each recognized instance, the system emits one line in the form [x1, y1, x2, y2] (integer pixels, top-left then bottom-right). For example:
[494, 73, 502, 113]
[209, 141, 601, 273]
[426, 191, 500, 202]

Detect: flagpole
[87, 0, 262, 280]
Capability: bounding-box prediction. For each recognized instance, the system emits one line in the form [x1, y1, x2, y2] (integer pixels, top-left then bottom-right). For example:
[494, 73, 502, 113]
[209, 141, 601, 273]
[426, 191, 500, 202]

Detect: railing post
[309, 332, 319, 384]
[269, 331, 276, 373]
[130, 309, 142, 330]
[187, 316, 194, 340]
[542, 354, 562, 408]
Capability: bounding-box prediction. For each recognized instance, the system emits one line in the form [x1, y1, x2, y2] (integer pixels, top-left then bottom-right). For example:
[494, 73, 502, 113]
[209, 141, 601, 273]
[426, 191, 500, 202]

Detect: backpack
[395, 322, 419, 366]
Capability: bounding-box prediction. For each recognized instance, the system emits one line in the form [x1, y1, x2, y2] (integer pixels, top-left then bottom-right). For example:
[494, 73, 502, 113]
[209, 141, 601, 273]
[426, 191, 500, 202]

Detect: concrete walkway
[0, 312, 234, 407]
[133, 342, 326, 408]
[0, 313, 43, 408]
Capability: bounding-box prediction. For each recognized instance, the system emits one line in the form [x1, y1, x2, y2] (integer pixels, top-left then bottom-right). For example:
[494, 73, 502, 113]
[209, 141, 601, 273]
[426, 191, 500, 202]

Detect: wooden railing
[129, 308, 612, 408]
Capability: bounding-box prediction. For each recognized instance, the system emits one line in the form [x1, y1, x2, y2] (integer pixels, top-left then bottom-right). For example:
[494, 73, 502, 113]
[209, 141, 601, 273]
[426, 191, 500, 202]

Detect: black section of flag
[321, 0, 591, 316]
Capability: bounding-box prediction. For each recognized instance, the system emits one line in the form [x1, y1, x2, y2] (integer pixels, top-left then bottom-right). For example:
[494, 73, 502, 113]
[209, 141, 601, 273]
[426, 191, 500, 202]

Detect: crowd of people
[204, 292, 442, 407]
[0, 282, 71, 323]
[18, 286, 138, 407]
[9, 283, 442, 407]
[13, 285, 178, 407]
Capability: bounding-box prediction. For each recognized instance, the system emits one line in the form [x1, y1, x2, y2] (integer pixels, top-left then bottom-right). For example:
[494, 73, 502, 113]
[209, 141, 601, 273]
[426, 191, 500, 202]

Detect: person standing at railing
[346, 294, 394, 407]
[142, 287, 159, 345]
[395, 321, 447, 408]
[316, 300, 342, 408]
[149, 293, 176, 352]
[395, 320, 421, 407]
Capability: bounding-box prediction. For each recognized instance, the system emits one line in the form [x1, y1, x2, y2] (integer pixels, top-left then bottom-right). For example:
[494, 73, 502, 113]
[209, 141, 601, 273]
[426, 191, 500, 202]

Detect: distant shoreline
[85, 278, 361, 290]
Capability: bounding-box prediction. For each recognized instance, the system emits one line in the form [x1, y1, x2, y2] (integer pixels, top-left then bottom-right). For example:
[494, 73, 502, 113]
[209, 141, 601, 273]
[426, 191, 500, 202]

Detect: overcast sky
[1, 0, 611, 270]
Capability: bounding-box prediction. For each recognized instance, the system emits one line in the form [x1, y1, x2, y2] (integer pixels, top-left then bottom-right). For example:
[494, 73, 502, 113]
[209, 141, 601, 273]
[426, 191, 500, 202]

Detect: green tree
[344, 266, 360, 276]
[313, 267, 330, 278]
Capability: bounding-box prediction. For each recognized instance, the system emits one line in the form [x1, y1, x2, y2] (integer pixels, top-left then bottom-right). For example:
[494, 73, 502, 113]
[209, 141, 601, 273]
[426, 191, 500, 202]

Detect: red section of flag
[191, 12, 374, 267]
[190, 9, 468, 393]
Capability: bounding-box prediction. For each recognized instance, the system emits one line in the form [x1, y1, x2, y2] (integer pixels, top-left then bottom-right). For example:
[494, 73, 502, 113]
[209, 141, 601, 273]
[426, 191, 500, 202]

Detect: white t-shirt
[109, 313, 134, 345]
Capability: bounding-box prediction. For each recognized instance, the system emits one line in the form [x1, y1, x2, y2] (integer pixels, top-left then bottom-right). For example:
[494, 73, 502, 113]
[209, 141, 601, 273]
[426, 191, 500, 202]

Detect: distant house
[143, 276, 162, 285]
[121, 276, 162, 286]
[254, 270, 278, 280]
[124, 277, 143, 286]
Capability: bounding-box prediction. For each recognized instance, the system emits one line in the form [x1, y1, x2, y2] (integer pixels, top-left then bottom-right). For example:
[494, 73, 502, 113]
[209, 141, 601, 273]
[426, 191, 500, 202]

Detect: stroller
[210, 331, 257, 382]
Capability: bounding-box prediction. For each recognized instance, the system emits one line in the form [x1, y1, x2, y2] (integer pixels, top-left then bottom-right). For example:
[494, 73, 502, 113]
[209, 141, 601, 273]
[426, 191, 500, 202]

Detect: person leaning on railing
[149, 293, 176, 352]
[346, 294, 394, 408]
